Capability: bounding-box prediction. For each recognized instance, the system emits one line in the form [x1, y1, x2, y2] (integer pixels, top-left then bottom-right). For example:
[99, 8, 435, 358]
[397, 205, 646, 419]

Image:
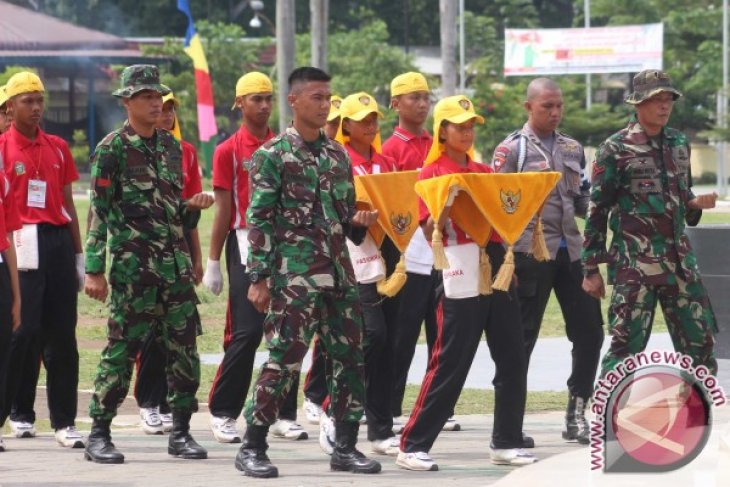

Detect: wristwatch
[249, 271, 265, 284]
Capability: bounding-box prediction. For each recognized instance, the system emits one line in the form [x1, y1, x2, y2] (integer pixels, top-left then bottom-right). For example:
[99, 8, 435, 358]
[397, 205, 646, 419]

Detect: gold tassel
[431, 227, 450, 270]
[530, 217, 551, 262]
[377, 254, 408, 297]
[492, 245, 515, 291]
[478, 247, 493, 295]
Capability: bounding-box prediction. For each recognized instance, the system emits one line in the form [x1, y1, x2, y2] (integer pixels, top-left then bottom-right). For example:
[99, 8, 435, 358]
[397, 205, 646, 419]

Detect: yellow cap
[0, 85, 8, 108]
[390, 72, 429, 97]
[232, 71, 273, 110]
[336, 92, 384, 152]
[327, 95, 343, 122]
[5, 71, 44, 98]
[424, 95, 484, 166]
[161, 85, 180, 107]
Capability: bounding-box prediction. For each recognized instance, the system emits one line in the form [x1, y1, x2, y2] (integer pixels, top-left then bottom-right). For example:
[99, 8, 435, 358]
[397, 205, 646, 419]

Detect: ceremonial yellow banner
[415, 171, 561, 291]
[353, 170, 421, 296]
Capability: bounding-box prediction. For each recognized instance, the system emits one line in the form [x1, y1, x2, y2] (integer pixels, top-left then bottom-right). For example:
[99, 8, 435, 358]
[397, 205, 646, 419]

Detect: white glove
[75, 253, 85, 292]
[203, 258, 223, 296]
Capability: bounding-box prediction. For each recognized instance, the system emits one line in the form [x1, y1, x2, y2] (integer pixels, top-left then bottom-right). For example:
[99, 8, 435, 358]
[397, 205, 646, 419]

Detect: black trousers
[515, 249, 604, 399]
[359, 282, 399, 441]
[0, 262, 13, 425]
[1, 224, 78, 430]
[401, 243, 527, 453]
[207, 231, 298, 420]
[390, 270, 439, 418]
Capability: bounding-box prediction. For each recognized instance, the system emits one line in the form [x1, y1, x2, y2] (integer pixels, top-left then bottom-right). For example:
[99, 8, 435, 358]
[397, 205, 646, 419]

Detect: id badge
[27, 179, 47, 208]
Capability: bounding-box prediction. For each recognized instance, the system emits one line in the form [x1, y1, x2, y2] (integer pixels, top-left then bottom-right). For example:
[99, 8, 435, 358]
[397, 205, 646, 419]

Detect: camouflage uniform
[86, 112, 202, 420]
[243, 127, 366, 426]
[583, 108, 717, 376]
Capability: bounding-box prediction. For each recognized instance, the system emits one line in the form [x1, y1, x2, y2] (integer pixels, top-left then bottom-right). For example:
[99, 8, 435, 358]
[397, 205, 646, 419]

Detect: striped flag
[177, 0, 218, 174]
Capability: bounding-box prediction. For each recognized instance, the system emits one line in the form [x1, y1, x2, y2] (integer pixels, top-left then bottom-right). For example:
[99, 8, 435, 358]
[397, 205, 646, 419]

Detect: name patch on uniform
[631, 178, 661, 194]
[128, 165, 150, 177]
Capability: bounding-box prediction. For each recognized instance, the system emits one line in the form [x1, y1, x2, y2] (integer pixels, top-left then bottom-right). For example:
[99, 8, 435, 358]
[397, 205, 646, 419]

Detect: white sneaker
[371, 436, 400, 456]
[160, 412, 173, 433]
[359, 412, 367, 425]
[319, 415, 335, 455]
[210, 416, 241, 443]
[489, 446, 538, 466]
[303, 398, 323, 425]
[392, 416, 406, 435]
[139, 407, 164, 435]
[9, 419, 36, 438]
[270, 419, 308, 440]
[396, 451, 438, 471]
[54, 426, 85, 448]
[441, 416, 461, 431]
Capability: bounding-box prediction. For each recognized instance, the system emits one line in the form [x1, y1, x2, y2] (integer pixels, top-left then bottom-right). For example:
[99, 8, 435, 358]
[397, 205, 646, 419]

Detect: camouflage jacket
[85, 122, 200, 285]
[246, 126, 364, 290]
[492, 123, 589, 261]
[582, 119, 701, 285]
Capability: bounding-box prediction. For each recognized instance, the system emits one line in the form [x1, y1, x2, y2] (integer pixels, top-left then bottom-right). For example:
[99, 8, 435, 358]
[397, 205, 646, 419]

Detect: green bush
[71, 129, 90, 173]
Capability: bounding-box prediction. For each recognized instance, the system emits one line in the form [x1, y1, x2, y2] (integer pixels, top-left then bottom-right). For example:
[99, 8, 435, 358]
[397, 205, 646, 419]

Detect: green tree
[296, 20, 418, 139]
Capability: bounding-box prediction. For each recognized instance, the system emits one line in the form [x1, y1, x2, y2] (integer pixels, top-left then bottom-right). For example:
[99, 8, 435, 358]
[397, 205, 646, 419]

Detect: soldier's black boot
[168, 410, 207, 459]
[562, 395, 590, 445]
[235, 424, 278, 478]
[330, 421, 381, 474]
[84, 419, 124, 464]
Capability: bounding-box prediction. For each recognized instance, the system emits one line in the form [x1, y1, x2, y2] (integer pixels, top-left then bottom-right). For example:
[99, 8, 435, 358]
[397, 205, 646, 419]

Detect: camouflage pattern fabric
[243, 285, 365, 425]
[112, 64, 170, 99]
[89, 280, 201, 419]
[86, 121, 202, 419]
[244, 126, 367, 425]
[583, 118, 716, 376]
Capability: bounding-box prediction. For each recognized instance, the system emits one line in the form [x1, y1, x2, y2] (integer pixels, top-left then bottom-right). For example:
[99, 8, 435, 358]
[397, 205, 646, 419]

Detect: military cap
[625, 69, 682, 105]
[113, 64, 171, 98]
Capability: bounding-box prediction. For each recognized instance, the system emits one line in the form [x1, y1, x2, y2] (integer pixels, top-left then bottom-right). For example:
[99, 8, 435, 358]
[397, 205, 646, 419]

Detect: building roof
[0, 0, 136, 53]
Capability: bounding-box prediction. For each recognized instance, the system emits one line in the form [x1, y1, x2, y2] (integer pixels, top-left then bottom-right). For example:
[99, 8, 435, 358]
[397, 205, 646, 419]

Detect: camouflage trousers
[89, 279, 201, 420]
[243, 284, 365, 426]
[601, 276, 717, 377]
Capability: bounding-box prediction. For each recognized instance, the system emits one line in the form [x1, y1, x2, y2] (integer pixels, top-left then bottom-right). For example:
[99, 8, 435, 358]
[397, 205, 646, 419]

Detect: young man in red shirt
[0, 72, 85, 448]
[203, 72, 305, 443]
[0, 160, 22, 452]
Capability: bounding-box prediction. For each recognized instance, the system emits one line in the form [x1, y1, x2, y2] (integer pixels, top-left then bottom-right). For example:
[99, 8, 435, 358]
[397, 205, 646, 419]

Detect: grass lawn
[62, 192, 730, 416]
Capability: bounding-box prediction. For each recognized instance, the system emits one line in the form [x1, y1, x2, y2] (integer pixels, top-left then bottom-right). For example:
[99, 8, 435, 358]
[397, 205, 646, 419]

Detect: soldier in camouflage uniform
[582, 69, 718, 379]
[83, 65, 214, 464]
[235, 67, 381, 478]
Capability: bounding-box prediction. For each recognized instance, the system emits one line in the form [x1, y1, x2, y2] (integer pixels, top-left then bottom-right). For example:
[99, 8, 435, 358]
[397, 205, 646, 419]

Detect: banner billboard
[504, 23, 663, 76]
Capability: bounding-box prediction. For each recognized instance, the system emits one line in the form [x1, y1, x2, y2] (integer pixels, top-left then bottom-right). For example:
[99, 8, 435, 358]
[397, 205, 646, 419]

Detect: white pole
[439, 0, 457, 96]
[459, 0, 465, 93]
[277, 0, 295, 133]
[720, 0, 728, 197]
[585, 0, 592, 110]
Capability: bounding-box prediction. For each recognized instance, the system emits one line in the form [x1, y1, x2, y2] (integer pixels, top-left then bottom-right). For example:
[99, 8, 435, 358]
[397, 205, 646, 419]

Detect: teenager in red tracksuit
[396, 95, 536, 471]
[135, 89, 204, 434]
[201, 72, 303, 444]
[0, 72, 85, 449]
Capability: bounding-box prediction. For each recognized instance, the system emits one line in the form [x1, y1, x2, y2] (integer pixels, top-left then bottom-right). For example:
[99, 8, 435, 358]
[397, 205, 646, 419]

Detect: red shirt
[345, 144, 397, 175]
[212, 125, 274, 230]
[0, 171, 21, 253]
[418, 153, 501, 245]
[382, 127, 433, 171]
[181, 140, 203, 199]
[1, 125, 79, 226]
